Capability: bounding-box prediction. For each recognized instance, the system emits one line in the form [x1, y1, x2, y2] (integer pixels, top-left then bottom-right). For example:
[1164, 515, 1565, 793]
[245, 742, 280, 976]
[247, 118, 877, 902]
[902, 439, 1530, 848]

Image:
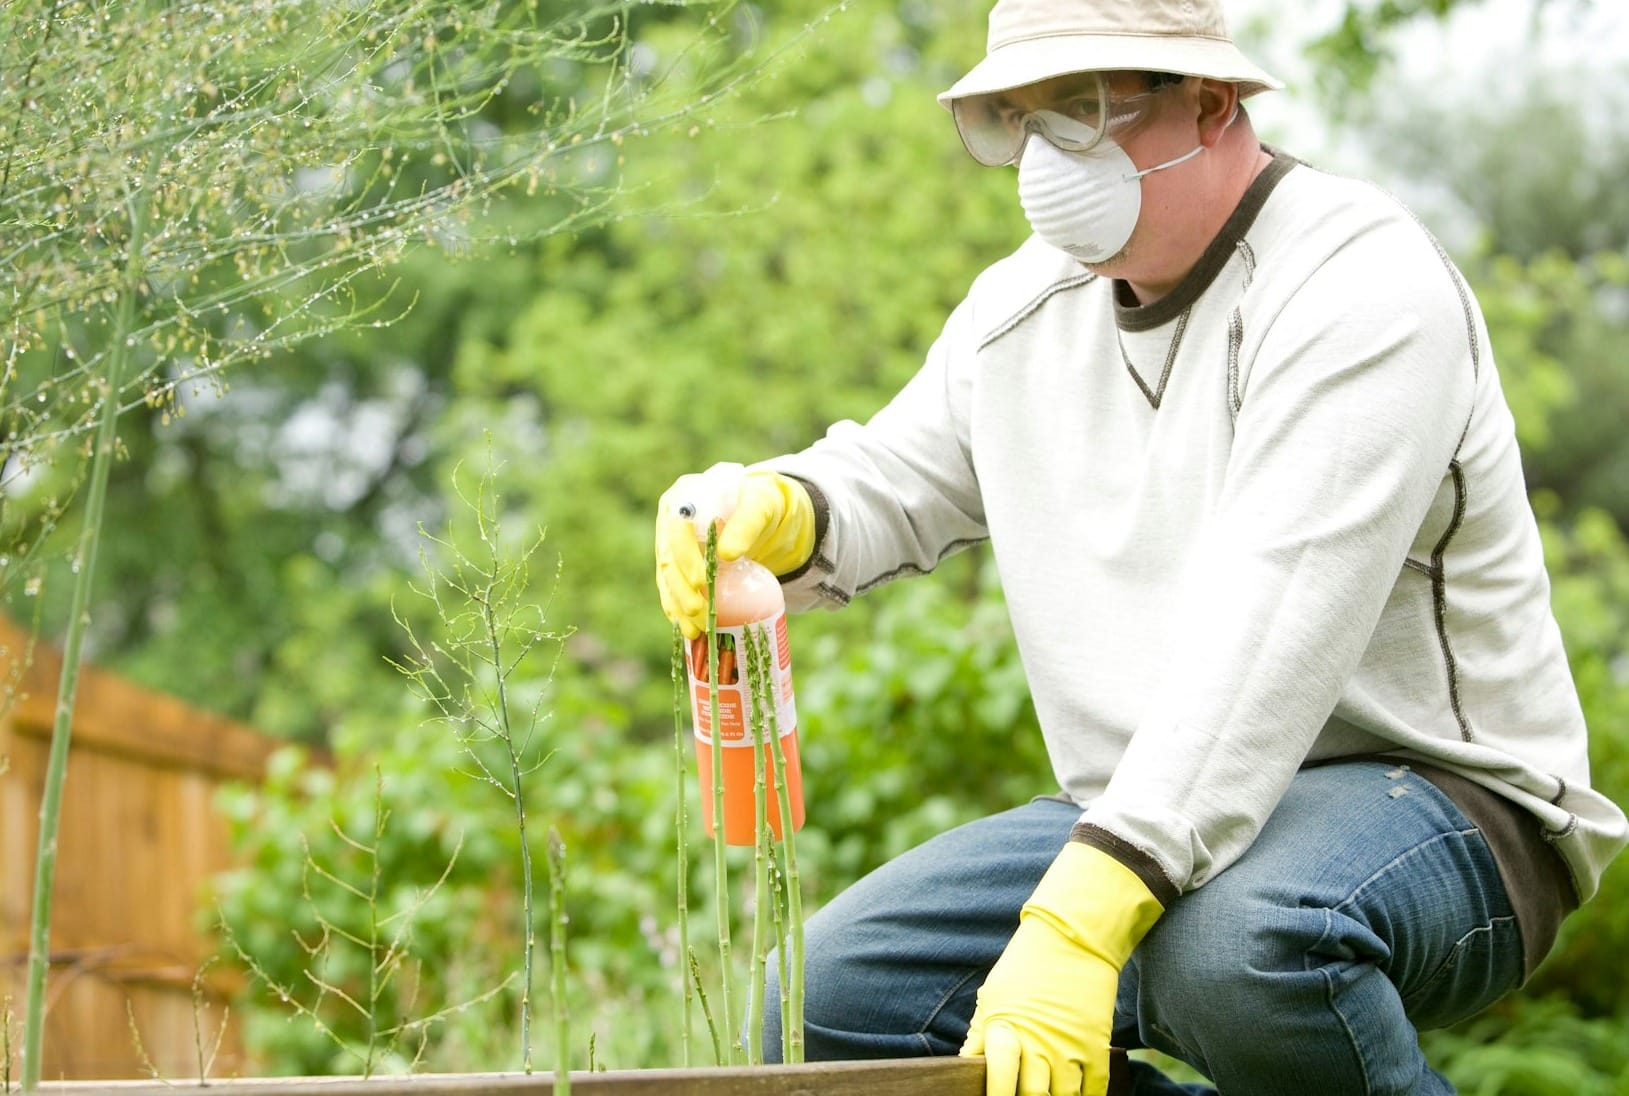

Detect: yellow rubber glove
[654, 467, 816, 639]
[962, 842, 1165, 1096]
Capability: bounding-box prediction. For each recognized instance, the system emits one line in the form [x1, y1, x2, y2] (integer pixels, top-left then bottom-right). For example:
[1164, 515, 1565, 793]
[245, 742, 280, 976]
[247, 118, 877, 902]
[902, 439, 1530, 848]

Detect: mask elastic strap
[1124, 143, 1204, 182]
[1124, 98, 1237, 181]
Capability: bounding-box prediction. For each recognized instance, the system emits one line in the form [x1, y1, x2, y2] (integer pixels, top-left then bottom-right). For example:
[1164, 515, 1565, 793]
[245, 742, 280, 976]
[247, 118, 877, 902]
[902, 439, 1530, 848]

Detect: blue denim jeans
[761, 761, 1523, 1095]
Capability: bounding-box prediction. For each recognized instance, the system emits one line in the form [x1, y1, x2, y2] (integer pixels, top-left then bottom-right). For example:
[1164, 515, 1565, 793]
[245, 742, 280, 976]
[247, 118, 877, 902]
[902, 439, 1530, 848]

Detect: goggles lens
[951, 72, 1168, 167]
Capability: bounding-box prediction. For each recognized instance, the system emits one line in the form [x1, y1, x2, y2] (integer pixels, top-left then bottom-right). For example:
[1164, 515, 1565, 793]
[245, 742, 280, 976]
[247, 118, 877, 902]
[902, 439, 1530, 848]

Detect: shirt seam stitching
[978, 271, 1098, 351]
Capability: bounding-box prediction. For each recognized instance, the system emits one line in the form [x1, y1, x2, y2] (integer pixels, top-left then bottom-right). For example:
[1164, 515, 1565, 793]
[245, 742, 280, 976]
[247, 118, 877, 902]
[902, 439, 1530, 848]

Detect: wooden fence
[1, 615, 283, 1080]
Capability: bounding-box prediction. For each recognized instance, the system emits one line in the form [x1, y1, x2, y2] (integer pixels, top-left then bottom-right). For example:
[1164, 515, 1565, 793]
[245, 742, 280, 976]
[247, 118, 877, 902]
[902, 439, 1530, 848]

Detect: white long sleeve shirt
[769, 152, 1627, 911]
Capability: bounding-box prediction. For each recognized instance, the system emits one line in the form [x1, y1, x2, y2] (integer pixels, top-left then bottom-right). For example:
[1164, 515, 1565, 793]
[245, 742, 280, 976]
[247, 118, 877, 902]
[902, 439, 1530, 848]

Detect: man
[653, 0, 1629, 1092]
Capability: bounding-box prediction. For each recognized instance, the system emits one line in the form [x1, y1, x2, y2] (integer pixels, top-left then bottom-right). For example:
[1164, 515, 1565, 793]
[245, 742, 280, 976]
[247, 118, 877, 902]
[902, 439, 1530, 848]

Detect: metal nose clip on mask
[1017, 135, 1204, 264]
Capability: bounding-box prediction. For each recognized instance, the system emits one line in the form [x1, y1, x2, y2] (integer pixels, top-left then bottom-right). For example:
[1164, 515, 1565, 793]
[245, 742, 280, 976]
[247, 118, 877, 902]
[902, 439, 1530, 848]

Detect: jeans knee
[1135, 903, 1346, 1043]
[1138, 924, 1251, 1017]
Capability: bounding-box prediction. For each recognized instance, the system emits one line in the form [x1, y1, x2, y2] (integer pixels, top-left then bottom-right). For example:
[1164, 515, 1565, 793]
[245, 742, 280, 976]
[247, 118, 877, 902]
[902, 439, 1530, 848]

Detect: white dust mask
[1017, 135, 1203, 263]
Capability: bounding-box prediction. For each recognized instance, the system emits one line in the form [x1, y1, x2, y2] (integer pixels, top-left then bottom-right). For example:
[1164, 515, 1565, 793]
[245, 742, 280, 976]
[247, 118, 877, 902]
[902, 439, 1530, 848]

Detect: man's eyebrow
[998, 79, 1099, 110]
[1053, 77, 1102, 94]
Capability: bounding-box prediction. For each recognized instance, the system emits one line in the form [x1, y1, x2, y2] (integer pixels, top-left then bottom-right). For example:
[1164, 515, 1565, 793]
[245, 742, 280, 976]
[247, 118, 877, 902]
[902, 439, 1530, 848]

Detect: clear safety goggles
[951, 71, 1176, 167]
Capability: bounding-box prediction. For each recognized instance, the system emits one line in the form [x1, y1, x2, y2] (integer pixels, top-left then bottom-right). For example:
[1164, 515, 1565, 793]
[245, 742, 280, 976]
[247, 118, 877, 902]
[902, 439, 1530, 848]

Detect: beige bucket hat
[939, 0, 1283, 105]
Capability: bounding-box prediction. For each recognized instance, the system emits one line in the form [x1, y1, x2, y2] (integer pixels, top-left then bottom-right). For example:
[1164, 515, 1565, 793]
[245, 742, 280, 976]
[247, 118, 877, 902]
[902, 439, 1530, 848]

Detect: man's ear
[1195, 79, 1241, 147]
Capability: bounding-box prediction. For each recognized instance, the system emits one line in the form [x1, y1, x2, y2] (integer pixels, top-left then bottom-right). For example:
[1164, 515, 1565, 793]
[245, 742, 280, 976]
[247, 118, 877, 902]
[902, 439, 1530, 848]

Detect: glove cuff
[1022, 842, 1165, 969]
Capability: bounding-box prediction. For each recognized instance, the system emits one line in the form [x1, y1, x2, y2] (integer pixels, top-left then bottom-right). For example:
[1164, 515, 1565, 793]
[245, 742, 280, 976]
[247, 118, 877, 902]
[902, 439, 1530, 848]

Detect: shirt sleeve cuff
[1069, 821, 1182, 907]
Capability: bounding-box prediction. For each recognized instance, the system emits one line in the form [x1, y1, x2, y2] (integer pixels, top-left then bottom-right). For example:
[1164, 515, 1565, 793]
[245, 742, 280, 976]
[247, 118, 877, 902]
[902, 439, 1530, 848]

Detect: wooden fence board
[1, 616, 280, 1080]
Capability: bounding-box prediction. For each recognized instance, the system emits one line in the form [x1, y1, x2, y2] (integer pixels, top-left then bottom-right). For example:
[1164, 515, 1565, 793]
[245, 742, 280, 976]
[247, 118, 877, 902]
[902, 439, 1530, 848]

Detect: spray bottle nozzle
[671, 462, 747, 540]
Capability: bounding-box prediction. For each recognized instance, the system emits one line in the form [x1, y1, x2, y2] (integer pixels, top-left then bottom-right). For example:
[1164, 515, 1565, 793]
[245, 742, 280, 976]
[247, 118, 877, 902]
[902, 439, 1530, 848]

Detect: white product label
[686, 613, 797, 747]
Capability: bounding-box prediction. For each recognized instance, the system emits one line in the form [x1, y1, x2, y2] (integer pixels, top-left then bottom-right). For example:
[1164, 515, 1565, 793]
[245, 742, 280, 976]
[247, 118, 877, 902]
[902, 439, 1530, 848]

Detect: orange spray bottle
[674, 464, 806, 846]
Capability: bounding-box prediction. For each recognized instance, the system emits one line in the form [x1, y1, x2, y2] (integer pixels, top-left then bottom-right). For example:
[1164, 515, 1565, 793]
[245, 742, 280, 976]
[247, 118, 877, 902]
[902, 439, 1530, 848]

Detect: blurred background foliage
[4, 0, 1627, 1086]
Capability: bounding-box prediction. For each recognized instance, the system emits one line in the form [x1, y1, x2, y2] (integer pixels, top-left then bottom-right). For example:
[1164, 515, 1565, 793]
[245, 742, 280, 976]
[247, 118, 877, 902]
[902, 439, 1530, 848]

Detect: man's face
[1020, 72, 1196, 271]
[959, 69, 1233, 288]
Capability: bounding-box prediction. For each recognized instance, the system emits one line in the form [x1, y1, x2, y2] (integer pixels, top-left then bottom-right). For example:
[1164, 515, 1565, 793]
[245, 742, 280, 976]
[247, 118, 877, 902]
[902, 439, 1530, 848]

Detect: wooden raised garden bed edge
[41, 1050, 1137, 1096]
[42, 1057, 980, 1096]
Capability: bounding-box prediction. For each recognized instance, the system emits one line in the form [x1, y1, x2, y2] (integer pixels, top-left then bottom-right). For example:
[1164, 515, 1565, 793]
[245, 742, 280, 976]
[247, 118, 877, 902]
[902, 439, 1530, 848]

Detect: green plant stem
[748, 628, 793, 1060]
[190, 961, 227, 1083]
[485, 584, 535, 1073]
[687, 948, 722, 1067]
[364, 775, 386, 1077]
[745, 625, 771, 1065]
[21, 166, 153, 1093]
[764, 627, 805, 1065]
[769, 837, 791, 1063]
[703, 529, 736, 1063]
[671, 627, 693, 1067]
[547, 829, 569, 1095]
